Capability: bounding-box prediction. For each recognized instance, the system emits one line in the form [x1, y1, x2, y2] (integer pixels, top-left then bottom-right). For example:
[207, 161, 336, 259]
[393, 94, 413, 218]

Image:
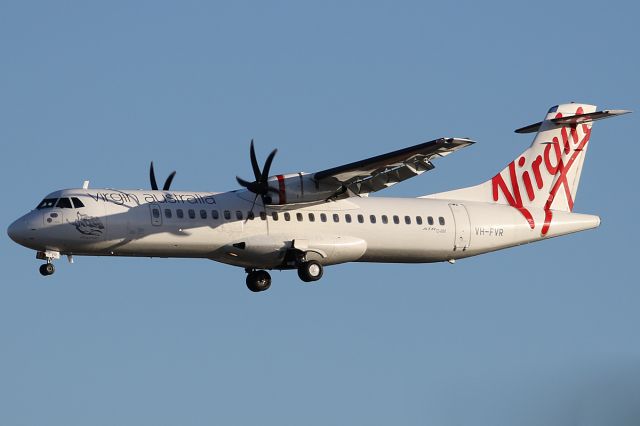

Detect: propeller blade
[163, 171, 176, 191]
[236, 176, 260, 194]
[249, 140, 262, 182]
[236, 176, 252, 188]
[238, 140, 279, 197]
[261, 149, 278, 181]
[150, 161, 158, 190]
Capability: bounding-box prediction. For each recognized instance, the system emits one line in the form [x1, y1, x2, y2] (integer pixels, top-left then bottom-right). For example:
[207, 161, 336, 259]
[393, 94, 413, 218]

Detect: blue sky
[1, 1, 638, 425]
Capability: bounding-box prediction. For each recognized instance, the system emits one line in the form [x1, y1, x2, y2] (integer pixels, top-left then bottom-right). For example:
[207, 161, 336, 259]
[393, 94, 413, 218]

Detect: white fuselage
[8, 188, 600, 270]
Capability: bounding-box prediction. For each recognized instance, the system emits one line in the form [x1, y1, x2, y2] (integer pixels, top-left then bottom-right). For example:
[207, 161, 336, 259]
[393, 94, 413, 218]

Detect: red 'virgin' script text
[491, 107, 592, 235]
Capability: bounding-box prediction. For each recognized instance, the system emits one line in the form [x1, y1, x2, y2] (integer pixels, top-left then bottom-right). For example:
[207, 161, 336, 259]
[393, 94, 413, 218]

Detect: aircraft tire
[246, 270, 271, 292]
[297, 260, 323, 282]
[40, 263, 55, 276]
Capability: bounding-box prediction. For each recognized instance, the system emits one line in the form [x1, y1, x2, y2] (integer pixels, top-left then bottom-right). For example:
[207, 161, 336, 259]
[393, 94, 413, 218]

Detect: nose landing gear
[36, 250, 60, 276]
[39, 262, 55, 276]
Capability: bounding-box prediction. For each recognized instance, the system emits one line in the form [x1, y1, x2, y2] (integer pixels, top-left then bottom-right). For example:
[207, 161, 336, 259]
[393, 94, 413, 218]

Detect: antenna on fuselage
[82, 180, 90, 189]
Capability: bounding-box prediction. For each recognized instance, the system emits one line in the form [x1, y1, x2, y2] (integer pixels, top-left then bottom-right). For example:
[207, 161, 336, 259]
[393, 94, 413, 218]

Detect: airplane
[7, 103, 629, 292]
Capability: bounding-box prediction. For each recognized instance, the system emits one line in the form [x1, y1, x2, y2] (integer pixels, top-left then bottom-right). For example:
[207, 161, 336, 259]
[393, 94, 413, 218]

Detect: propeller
[149, 162, 177, 191]
[236, 140, 278, 208]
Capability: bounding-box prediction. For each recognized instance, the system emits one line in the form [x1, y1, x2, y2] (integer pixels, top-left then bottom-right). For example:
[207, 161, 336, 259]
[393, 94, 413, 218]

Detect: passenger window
[416, 216, 423, 225]
[296, 212, 303, 222]
[427, 216, 434, 225]
[177, 209, 184, 219]
[284, 212, 291, 221]
[439, 216, 445, 226]
[164, 209, 172, 218]
[393, 215, 400, 224]
[71, 197, 85, 208]
[188, 209, 196, 219]
[212, 210, 219, 219]
[56, 198, 73, 209]
[357, 214, 364, 223]
[405, 216, 411, 225]
[37, 198, 57, 209]
[320, 213, 327, 222]
[345, 214, 352, 223]
[236, 211, 243, 220]
[200, 210, 207, 219]
[308, 213, 315, 222]
[260, 211, 267, 220]
[272, 212, 279, 221]
[224, 210, 231, 220]
[370, 215, 376, 224]
[381, 215, 388, 224]
[247, 211, 255, 220]
[333, 213, 339, 222]
[152, 208, 160, 219]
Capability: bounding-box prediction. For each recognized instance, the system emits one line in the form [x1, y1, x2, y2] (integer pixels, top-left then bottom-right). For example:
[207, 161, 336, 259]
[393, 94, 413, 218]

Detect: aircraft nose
[7, 216, 28, 245]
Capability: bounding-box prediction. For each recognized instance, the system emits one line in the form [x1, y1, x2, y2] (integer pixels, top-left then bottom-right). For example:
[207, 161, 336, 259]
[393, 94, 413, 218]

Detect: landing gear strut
[36, 250, 59, 276]
[39, 262, 55, 276]
[297, 260, 323, 282]
[246, 270, 271, 292]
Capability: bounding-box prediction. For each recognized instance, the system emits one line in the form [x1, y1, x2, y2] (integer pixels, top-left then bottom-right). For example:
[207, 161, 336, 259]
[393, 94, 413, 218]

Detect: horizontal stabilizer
[515, 109, 631, 134]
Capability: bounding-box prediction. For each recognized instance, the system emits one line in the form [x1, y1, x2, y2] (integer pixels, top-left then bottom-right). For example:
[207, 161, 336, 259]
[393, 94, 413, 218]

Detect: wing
[313, 137, 474, 198]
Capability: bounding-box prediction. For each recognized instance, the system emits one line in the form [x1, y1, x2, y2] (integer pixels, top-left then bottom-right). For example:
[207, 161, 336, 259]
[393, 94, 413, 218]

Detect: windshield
[36, 198, 58, 209]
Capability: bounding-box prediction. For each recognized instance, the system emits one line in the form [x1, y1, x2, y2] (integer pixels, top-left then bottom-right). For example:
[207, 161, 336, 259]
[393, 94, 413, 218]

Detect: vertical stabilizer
[424, 103, 630, 235]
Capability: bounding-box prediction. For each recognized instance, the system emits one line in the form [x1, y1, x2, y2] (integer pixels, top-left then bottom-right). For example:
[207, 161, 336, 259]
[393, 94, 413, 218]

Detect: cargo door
[449, 203, 471, 251]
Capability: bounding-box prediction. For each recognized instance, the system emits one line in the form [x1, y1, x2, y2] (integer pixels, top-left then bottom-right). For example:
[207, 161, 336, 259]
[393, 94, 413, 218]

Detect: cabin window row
[161, 208, 269, 221]
[159, 208, 445, 226]
[270, 212, 445, 226]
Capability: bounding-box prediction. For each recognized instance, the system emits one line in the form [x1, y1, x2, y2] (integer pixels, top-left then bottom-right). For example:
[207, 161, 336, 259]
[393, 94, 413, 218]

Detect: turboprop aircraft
[7, 103, 629, 292]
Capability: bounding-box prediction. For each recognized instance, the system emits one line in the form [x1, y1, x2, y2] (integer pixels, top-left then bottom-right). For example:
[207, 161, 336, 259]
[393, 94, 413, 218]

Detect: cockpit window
[36, 198, 58, 209]
[71, 197, 85, 208]
[56, 198, 73, 209]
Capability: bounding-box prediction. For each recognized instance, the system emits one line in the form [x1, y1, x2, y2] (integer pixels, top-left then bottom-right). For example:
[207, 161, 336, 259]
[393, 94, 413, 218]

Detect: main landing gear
[246, 269, 272, 292]
[297, 260, 323, 282]
[245, 261, 325, 292]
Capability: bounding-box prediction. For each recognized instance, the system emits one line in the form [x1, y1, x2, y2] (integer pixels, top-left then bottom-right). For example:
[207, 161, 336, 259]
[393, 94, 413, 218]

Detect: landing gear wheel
[246, 270, 271, 292]
[297, 260, 323, 282]
[39, 263, 55, 276]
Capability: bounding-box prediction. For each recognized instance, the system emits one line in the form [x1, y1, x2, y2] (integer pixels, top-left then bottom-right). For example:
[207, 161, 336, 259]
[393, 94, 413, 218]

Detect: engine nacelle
[264, 173, 340, 205]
